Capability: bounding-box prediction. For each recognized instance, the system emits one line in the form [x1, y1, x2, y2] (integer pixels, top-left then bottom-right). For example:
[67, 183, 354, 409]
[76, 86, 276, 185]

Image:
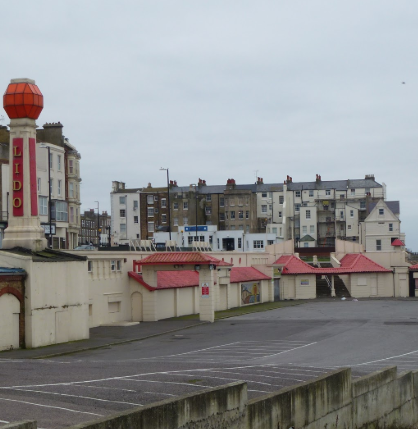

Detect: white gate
[0, 294, 20, 351]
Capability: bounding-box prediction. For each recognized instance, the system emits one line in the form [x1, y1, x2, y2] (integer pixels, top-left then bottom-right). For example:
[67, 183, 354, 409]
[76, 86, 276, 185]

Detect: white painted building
[360, 200, 405, 252]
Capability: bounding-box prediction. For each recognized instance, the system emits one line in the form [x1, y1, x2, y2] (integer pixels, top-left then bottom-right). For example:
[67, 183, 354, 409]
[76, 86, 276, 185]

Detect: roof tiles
[139, 252, 232, 266]
[273, 253, 391, 275]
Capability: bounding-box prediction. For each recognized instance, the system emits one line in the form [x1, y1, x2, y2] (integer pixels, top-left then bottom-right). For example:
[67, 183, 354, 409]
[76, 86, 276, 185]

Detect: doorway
[131, 292, 143, 322]
[222, 238, 235, 251]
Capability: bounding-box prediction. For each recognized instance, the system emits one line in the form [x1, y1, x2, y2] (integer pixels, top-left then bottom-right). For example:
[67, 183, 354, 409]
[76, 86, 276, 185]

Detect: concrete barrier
[9, 366, 418, 428]
[68, 381, 247, 429]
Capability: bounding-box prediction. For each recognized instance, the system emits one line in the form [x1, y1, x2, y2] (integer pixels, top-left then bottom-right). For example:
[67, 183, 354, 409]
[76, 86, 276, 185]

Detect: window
[376, 240, 382, 251]
[304, 242, 309, 248]
[219, 197, 224, 207]
[183, 201, 188, 210]
[350, 210, 354, 218]
[173, 217, 178, 226]
[261, 205, 267, 213]
[120, 209, 126, 217]
[69, 159, 73, 174]
[173, 202, 179, 210]
[154, 196, 158, 202]
[37, 177, 41, 192]
[302, 226, 307, 234]
[272, 227, 277, 234]
[224, 198, 228, 206]
[147, 207, 154, 217]
[365, 187, 370, 194]
[262, 192, 267, 198]
[148, 222, 154, 232]
[133, 200, 139, 210]
[238, 210, 243, 219]
[239, 224, 244, 230]
[238, 238, 242, 248]
[49, 152, 53, 169]
[162, 214, 167, 223]
[230, 199, 235, 206]
[379, 208, 384, 215]
[253, 240, 264, 249]
[348, 225, 352, 230]
[88, 261, 93, 272]
[230, 225, 236, 230]
[55, 179, 61, 196]
[120, 223, 126, 234]
[340, 211, 344, 219]
[389, 223, 393, 232]
[39, 196, 48, 215]
[295, 191, 301, 198]
[279, 211, 282, 218]
[326, 190, 330, 196]
[230, 211, 235, 219]
[310, 225, 314, 233]
[219, 212, 225, 221]
[204, 206, 211, 215]
[351, 189, 355, 196]
[119, 196, 125, 204]
[50, 178, 53, 195]
[111, 260, 116, 271]
[246, 225, 250, 233]
[55, 201, 68, 221]
[306, 210, 311, 219]
[117, 260, 122, 271]
[147, 195, 153, 205]
[279, 196, 284, 204]
[183, 217, 188, 225]
[161, 198, 167, 208]
[269, 204, 272, 211]
[57, 155, 61, 171]
[246, 211, 249, 219]
[309, 190, 314, 197]
[70, 206, 74, 223]
[360, 200, 366, 209]
[69, 182, 74, 198]
[206, 195, 211, 202]
[295, 204, 300, 212]
[134, 216, 138, 224]
[238, 197, 243, 206]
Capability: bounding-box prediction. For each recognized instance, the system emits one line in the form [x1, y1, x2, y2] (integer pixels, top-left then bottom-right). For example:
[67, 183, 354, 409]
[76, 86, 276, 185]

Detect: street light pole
[159, 168, 171, 240]
[95, 201, 100, 246]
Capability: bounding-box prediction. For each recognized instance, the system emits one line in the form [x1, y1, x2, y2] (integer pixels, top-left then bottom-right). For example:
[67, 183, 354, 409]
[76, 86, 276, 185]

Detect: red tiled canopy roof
[273, 253, 391, 275]
[128, 270, 200, 291]
[409, 263, 418, 272]
[230, 267, 271, 283]
[391, 239, 405, 247]
[139, 252, 232, 266]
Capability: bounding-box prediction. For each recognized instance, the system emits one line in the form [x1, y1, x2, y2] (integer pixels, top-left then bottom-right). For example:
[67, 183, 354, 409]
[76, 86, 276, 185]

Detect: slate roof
[230, 267, 271, 283]
[139, 252, 232, 266]
[112, 177, 382, 195]
[273, 253, 391, 275]
[368, 201, 400, 215]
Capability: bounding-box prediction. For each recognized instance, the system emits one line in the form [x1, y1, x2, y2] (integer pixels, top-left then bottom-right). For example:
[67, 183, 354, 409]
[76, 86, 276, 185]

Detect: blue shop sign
[185, 226, 208, 232]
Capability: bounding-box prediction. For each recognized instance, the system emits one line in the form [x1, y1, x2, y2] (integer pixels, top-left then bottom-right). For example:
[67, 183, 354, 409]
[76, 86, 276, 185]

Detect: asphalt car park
[1, 299, 418, 428]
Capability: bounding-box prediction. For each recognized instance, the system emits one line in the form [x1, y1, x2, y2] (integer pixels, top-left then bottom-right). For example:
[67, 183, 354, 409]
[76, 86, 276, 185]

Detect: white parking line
[352, 350, 418, 366]
[0, 396, 102, 416]
[10, 388, 142, 407]
[121, 378, 208, 388]
[257, 342, 317, 359]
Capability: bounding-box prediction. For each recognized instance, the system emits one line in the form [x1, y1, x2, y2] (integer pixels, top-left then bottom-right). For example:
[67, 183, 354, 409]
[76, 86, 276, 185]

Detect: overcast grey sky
[2, 1, 418, 248]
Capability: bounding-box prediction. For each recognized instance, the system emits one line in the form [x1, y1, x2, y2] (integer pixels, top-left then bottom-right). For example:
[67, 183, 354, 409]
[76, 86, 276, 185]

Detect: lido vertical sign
[12, 138, 24, 216]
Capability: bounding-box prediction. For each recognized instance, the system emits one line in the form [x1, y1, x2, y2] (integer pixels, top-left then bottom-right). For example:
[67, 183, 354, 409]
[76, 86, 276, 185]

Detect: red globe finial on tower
[3, 78, 43, 120]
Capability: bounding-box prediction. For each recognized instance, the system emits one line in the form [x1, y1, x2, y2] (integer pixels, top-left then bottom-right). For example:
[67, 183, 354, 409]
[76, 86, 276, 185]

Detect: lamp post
[40, 144, 52, 248]
[95, 200, 100, 247]
[159, 168, 171, 240]
[191, 184, 198, 242]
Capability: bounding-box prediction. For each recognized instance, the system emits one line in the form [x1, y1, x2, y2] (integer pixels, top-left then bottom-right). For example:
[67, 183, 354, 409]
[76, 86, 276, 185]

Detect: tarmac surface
[1, 299, 418, 428]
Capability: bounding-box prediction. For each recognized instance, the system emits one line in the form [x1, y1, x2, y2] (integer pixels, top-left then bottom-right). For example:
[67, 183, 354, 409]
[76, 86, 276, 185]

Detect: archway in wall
[131, 292, 143, 322]
[0, 293, 20, 351]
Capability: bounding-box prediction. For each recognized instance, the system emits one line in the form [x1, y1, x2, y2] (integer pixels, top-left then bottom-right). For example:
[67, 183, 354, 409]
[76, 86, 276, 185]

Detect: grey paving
[1, 300, 418, 428]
